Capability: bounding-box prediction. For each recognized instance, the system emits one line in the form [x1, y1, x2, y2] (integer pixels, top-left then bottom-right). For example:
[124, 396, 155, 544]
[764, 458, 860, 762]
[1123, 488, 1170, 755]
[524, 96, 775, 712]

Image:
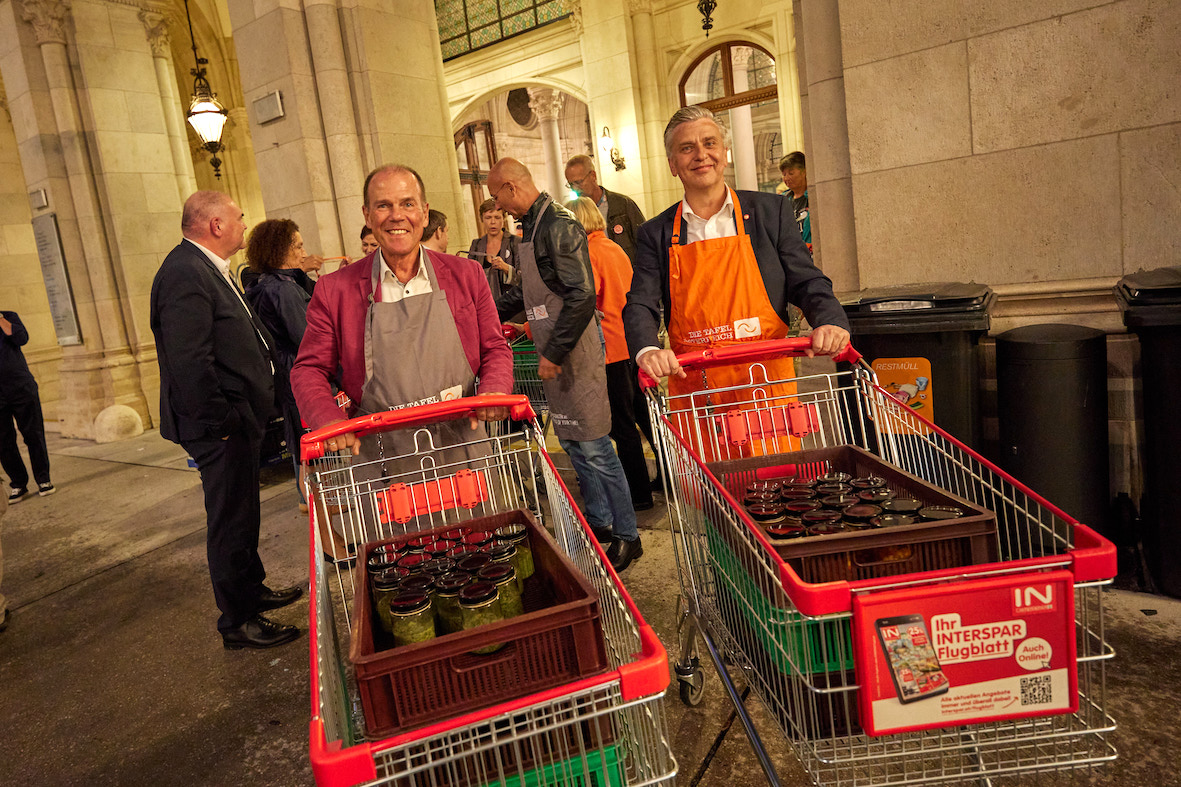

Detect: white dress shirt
[377, 248, 433, 302]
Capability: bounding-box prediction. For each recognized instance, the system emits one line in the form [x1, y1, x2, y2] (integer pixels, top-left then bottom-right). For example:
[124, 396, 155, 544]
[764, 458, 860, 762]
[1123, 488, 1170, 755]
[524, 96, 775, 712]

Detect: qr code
[1020, 674, 1053, 705]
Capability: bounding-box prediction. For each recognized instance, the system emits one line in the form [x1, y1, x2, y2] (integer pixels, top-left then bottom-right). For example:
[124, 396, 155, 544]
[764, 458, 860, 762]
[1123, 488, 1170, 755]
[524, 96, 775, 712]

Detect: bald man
[487, 158, 642, 572]
[151, 191, 302, 650]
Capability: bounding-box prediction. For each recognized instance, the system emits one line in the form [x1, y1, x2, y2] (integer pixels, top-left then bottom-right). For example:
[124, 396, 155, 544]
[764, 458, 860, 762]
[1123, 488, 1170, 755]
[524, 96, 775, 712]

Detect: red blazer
[291, 249, 513, 430]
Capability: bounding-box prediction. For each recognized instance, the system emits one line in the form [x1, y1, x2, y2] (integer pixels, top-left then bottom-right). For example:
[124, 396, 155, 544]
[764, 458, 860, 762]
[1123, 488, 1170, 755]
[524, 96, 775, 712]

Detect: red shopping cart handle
[300, 394, 535, 461]
[501, 323, 520, 340]
[637, 337, 863, 389]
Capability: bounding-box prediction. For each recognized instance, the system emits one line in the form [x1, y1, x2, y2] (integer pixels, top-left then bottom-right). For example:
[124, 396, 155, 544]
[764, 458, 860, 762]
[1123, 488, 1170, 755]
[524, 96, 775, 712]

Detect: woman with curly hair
[244, 219, 323, 508]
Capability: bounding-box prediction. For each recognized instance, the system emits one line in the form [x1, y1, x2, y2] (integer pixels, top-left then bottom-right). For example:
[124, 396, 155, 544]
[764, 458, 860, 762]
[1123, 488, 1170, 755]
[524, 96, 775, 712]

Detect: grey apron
[519, 198, 612, 442]
[356, 251, 489, 478]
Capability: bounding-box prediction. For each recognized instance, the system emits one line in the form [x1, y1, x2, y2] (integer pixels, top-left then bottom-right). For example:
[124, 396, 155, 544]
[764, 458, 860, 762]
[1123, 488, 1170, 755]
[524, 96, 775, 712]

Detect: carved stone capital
[528, 88, 564, 123]
[558, 0, 582, 36]
[627, 0, 653, 15]
[138, 8, 170, 57]
[20, 0, 72, 46]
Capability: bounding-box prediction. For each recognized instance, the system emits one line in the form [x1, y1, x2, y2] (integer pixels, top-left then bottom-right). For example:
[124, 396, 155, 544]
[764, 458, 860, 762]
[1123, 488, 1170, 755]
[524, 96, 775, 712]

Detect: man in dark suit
[151, 191, 302, 650]
[624, 106, 850, 387]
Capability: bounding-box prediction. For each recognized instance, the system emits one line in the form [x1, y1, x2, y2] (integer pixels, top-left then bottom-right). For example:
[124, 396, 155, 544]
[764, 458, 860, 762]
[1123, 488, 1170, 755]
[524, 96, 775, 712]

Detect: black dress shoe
[607, 537, 643, 571]
[590, 525, 613, 545]
[633, 499, 655, 511]
[257, 585, 304, 612]
[222, 614, 300, 650]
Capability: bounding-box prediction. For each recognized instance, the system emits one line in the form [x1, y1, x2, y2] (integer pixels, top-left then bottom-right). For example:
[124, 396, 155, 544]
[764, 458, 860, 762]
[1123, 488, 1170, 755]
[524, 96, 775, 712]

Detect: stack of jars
[742, 472, 965, 543]
[365, 522, 537, 652]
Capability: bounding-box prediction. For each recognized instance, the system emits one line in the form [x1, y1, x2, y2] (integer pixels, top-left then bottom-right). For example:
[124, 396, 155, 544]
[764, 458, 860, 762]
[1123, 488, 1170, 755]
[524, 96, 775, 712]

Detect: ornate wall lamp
[598, 127, 626, 171]
[698, 0, 716, 37]
[183, 0, 228, 178]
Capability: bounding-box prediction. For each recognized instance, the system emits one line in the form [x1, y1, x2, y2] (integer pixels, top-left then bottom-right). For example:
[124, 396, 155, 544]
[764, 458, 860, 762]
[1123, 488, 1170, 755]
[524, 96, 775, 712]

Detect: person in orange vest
[624, 106, 850, 403]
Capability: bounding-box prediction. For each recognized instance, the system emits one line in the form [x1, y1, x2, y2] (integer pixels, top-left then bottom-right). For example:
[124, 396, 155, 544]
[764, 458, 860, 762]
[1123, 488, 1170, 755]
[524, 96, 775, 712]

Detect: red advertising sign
[853, 570, 1077, 736]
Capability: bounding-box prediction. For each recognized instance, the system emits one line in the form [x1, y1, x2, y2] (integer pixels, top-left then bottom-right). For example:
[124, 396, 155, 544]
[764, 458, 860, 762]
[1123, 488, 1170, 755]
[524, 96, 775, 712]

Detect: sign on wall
[31, 213, 82, 346]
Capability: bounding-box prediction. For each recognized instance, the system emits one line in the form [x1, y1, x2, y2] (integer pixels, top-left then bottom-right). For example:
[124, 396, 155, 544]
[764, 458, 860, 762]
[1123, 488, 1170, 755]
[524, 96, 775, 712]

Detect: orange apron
[667, 189, 798, 458]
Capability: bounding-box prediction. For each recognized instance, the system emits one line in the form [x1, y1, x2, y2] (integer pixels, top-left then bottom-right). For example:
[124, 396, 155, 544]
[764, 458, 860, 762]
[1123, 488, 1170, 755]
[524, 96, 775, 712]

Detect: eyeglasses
[491, 181, 512, 204]
[565, 174, 590, 192]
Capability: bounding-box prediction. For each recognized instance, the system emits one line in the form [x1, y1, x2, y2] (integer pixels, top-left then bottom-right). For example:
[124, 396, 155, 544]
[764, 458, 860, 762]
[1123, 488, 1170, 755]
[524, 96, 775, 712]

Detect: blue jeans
[558, 435, 639, 542]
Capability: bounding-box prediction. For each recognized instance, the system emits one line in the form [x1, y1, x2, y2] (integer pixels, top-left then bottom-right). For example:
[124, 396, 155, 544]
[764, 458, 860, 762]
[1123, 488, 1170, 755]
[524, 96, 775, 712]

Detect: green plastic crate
[705, 525, 853, 676]
[485, 742, 623, 787]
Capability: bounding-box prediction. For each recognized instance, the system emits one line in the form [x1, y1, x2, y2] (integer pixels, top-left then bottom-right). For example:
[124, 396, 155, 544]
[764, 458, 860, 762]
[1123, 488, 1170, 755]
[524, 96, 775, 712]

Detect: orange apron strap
[729, 188, 746, 236]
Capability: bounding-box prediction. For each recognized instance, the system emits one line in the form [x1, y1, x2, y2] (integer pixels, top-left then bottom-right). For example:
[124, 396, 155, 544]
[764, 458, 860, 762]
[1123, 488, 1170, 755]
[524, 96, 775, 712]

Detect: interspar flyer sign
[853, 571, 1077, 736]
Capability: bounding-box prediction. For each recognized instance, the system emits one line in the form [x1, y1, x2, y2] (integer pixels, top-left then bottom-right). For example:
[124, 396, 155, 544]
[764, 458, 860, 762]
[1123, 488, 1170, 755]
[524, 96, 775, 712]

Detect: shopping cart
[303, 394, 676, 787]
[504, 329, 549, 434]
[645, 338, 1117, 786]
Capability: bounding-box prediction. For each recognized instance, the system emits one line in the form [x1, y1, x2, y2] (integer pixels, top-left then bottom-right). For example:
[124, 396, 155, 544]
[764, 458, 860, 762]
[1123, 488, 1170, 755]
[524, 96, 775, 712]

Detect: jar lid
[370, 543, 399, 557]
[439, 528, 468, 542]
[459, 580, 498, 605]
[746, 480, 782, 494]
[780, 488, 817, 501]
[850, 475, 887, 489]
[843, 503, 883, 522]
[462, 530, 493, 546]
[807, 522, 847, 536]
[882, 497, 922, 514]
[424, 557, 457, 576]
[396, 553, 431, 572]
[814, 482, 852, 495]
[746, 502, 785, 523]
[447, 544, 483, 559]
[389, 591, 431, 614]
[406, 535, 434, 549]
[743, 490, 779, 505]
[858, 488, 896, 503]
[872, 513, 916, 528]
[400, 574, 435, 593]
[820, 494, 860, 509]
[371, 567, 406, 590]
[765, 525, 806, 541]
[457, 553, 492, 574]
[494, 524, 527, 542]
[801, 509, 842, 525]
[784, 476, 816, 489]
[487, 543, 516, 562]
[367, 553, 400, 573]
[784, 499, 822, 513]
[434, 572, 472, 594]
[817, 471, 852, 484]
[424, 542, 452, 559]
[919, 505, 964, 520]
[478, 563, 516, 584]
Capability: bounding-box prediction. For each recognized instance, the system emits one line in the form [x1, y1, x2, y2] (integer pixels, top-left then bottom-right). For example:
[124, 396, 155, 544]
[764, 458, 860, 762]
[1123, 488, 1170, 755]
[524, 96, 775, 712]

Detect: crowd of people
[2, 105, 847, 650]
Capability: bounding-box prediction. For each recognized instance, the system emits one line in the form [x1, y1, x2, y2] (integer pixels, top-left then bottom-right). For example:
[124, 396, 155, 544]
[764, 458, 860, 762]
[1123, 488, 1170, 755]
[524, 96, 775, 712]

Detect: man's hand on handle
[637, 349, 687, 381]
[322, 428, 361, 456]
[538, 357, 562, 380]
[806, 325, 851, 358]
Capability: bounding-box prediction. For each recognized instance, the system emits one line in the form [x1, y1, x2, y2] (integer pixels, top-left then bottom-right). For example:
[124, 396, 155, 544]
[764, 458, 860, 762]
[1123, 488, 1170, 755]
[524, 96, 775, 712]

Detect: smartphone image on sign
[875, 614, 950, 703]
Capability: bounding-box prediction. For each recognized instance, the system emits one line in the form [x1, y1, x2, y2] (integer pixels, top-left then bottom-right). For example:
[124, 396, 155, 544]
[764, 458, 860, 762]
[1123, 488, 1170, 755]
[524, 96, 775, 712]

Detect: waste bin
[840, 283, 994, 448]
[996, 324, 1109, 537]
[1116, 266, 1181, 598]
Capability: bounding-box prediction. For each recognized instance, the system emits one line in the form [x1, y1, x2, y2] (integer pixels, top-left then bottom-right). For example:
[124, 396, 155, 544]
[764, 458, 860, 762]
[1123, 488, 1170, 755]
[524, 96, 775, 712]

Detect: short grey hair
[663, 105, 732, 158]
[181, 191, 233, 236]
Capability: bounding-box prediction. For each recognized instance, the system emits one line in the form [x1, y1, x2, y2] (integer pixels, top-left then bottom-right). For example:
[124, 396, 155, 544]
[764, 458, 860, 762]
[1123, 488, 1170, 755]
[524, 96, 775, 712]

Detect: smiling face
[362, 169, 427, 267]
[667, 118, 728, 196]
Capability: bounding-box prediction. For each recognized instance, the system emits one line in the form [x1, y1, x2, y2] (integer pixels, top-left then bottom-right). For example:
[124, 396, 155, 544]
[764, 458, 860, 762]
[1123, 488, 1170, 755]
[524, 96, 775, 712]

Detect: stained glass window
[436, 0, 571, 61]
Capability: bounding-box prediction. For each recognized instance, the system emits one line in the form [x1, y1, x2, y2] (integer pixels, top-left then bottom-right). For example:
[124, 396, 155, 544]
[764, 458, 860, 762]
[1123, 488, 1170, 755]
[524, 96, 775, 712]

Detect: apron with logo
[667, 188, 798, 458]
[519, 198, 612, 442]
[355, 252, 489, 489]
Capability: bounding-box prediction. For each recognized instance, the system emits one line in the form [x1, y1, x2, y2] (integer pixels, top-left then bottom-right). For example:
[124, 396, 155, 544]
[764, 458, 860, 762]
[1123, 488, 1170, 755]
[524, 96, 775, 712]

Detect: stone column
[528, 88, 566, 198]
[17, 0, 150, 437]
[139, 7, 197, 202]
[628, 0, 662, 215]
[729, 47, 758, 190]
[304, 0, 365, 239]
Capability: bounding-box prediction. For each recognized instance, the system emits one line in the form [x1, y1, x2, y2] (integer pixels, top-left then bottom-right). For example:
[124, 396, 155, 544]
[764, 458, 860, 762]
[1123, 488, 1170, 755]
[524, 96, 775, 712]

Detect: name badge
[526, 304, 549, 321]
[440, 385, 463, 401]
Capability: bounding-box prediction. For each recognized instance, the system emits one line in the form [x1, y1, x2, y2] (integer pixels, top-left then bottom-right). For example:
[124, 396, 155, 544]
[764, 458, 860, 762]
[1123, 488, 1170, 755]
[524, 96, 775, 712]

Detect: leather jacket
[498, 194, 597, 366]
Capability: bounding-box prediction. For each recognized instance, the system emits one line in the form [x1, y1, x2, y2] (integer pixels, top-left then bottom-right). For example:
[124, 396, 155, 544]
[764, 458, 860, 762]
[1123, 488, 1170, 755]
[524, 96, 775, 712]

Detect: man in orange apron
[488, 159, 643, 572]
[623, 107, 850, 451]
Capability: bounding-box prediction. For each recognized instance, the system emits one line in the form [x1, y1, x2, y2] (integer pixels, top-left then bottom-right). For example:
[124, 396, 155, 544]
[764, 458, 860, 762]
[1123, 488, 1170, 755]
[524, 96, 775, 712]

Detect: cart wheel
[678, 669, 705, 706]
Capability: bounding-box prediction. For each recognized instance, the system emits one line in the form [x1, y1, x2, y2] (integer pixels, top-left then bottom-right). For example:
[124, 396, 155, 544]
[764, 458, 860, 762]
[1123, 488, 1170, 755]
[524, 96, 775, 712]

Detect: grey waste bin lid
[838, 282, 994, 333]
[1116, 267, 1181, 328]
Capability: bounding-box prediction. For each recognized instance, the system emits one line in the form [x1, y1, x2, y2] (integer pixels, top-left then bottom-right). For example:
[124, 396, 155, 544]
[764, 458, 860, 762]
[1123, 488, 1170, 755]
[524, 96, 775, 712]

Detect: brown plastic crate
[350, 509, 610, 739]
[708, 445, 999, 584]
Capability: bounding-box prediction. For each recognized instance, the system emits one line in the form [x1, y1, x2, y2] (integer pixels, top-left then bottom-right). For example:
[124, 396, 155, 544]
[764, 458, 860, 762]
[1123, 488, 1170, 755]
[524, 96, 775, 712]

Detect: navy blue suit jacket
[623, 189, 848, 358]
[150, 239, 275, 444]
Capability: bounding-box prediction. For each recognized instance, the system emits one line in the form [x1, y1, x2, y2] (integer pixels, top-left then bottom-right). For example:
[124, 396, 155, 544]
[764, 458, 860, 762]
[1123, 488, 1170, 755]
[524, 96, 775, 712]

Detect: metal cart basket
[645, 338, 1117, 786]
[304, 395, 676, 787]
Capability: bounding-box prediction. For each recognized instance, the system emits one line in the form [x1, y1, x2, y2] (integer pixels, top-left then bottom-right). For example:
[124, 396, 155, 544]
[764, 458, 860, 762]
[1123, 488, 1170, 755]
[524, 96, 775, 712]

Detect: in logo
[1012, 584, 1057, 614]
[733, 316, 761, 338]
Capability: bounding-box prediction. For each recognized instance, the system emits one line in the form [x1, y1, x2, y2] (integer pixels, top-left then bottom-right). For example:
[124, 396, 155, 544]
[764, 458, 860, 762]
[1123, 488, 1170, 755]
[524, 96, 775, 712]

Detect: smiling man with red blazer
[291, 165, 512, 459]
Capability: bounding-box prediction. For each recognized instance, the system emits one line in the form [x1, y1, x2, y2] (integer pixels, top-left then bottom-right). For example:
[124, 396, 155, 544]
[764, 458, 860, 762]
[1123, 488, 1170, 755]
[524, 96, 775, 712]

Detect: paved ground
[1, 429, 1179, 786]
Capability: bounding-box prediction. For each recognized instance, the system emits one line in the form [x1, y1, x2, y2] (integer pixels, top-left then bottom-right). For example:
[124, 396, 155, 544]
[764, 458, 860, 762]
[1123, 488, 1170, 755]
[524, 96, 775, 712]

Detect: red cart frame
[646, 338, 1117, 786]
[304, 395, 676, 787]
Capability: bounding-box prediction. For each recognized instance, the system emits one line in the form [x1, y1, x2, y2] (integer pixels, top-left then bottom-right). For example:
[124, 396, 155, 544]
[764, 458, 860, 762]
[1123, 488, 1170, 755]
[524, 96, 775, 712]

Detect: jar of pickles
[495, 524, 534, 582]
[433, 572, 470, 635]
[371, 568, 404, 635]
[459, 581, 505, 654]
[387, 591, 436, 647]
[479, 563, 523, 618]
